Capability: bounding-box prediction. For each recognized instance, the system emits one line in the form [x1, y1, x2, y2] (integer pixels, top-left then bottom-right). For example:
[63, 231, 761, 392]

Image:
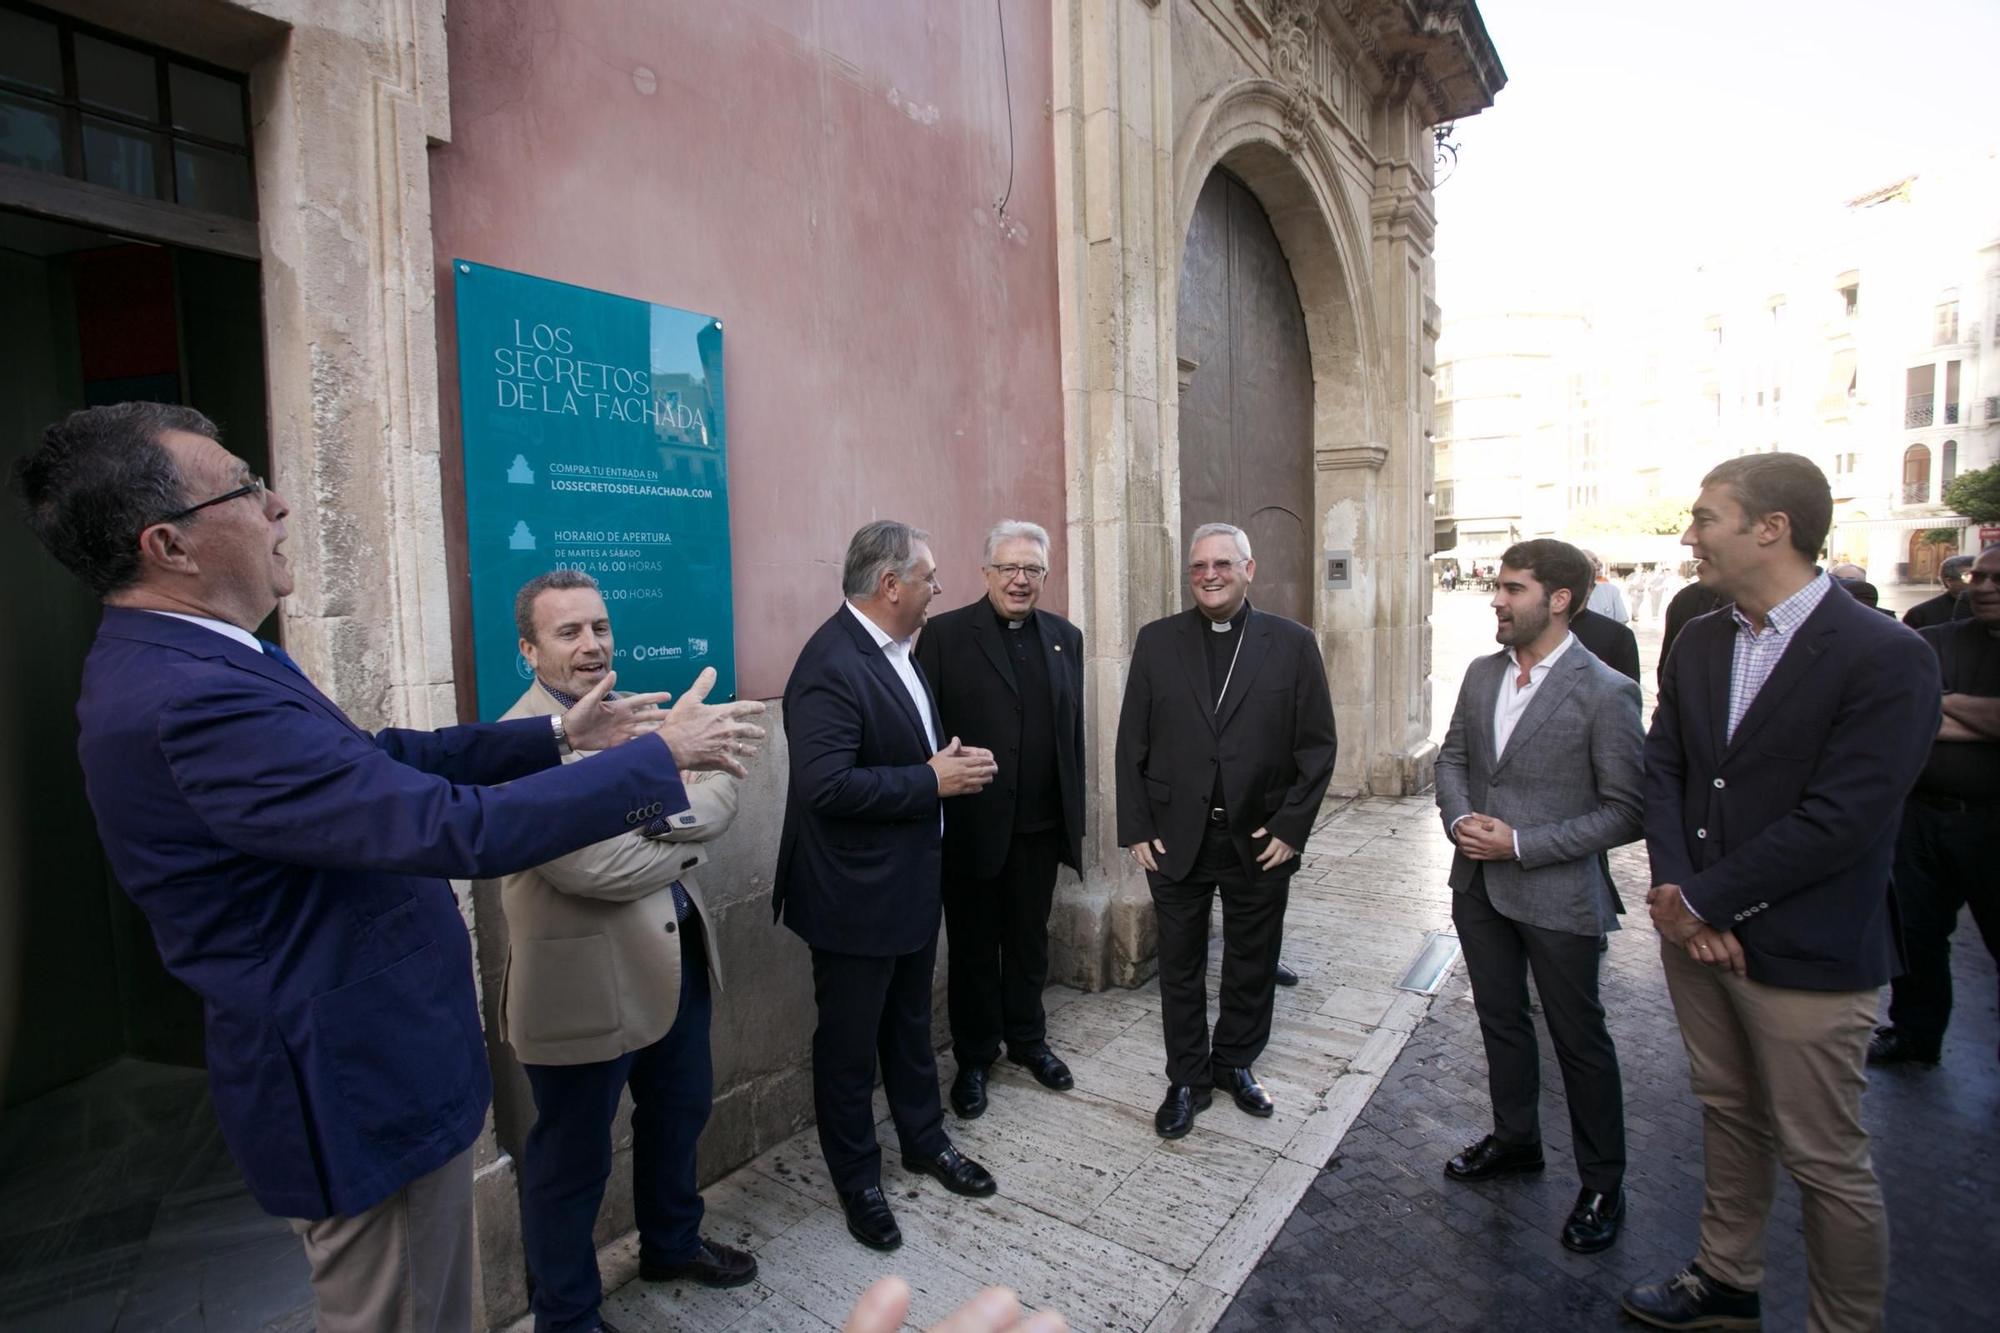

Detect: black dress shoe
[1443, 1134, 1545, 1182]
[838, 1186, 902, 1251]
[1006, 1044, 1074, 1091]
[1560, 1187, 1623, 1253]
[1154, 1083, 1212, 1138]
[1211, 1064, 1274, 1117]
[640, 1237, 758, 1287]
[591, 1319, 627, 1333]
[1621, 1263, 1762, 1329]
[1866, 1026, 1941, 1067]
[902, 1144, 996, 1197]
[1274, 961, 1300, 987]
[950, 1063, 990, 1118]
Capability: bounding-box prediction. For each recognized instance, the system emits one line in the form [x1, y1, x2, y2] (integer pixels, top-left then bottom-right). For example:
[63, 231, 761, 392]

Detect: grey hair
[1188, 522, 1252, 562]
[983, 519, 1050, 565]
[842, 519, 932, 598]
[515, 568, 600, 642]
[1940, 554, 1975, 578]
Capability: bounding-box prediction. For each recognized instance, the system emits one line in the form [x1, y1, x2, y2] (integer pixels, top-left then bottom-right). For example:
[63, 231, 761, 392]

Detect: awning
[1433, 520, 1457, 552]
[1835, 514, 1969, 534]
[1818, 348, 1857, 416]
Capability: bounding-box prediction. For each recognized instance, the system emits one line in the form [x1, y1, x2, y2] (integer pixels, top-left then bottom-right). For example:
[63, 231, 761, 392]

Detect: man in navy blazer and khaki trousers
[1624, 453, 1939, 1333]
[11, 404, 766, 1332]
[774, 520, 1002, 1253]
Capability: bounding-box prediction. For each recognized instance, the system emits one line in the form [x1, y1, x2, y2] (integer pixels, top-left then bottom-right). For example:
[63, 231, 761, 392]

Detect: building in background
[0, 2, 1501, 1326]
[1431, 153, 2000, 583]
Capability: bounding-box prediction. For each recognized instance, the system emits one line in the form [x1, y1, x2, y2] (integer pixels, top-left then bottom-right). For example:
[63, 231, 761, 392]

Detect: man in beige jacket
[500, 570, 755, 1333]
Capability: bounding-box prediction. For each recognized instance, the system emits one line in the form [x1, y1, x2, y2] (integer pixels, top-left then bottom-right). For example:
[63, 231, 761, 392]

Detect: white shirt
[142, 609, 262, 653]
[845, 602, 938, 753]
[1587, 581, 1630, 624]
[1453, 632, 1577, 860]
[1494, 631, 1575, 756]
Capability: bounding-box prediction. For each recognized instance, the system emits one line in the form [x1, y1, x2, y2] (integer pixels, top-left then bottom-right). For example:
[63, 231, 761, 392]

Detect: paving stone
[1217, 843, 2000, 1332]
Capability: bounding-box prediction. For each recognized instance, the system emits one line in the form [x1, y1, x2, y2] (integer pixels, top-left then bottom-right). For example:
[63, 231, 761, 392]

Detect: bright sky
[1434, 0, 2000, 318]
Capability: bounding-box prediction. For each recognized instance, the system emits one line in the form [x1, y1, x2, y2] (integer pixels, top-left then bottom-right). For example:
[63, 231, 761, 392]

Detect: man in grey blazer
[1435, 538, 1645, 1255]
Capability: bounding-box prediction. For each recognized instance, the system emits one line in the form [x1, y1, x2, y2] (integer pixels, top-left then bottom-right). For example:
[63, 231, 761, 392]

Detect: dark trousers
[519, 920, 712, 1333]
[1886, 797, 2000, 1045]
[809, 938, 950, 1195]
[1452, 870, 1625, 1194]
[1150, 825, 1289, 1087]
[945, 826, 1063, 1067]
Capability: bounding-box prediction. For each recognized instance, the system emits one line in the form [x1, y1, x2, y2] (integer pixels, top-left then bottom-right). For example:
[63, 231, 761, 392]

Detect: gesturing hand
[929, 736, 998, 797]
[559, 670, 674, 753]
[842, 1277, 1067, 1333]
[1251, 827, 1297, 870]
[651, 667, 768, 777]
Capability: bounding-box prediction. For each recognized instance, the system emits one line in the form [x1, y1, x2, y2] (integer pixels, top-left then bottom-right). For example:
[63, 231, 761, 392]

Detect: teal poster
[453, 260, 734, 719]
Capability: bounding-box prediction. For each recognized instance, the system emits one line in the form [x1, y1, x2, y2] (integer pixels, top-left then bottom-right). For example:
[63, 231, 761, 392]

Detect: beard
[1496, 597, 1551, 647]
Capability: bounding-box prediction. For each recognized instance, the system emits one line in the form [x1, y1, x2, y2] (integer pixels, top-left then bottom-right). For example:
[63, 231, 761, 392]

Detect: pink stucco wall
[431, 0, 1064, 702]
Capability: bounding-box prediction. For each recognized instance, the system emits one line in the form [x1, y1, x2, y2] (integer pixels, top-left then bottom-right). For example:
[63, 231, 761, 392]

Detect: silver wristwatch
[549, 713, 574, 755]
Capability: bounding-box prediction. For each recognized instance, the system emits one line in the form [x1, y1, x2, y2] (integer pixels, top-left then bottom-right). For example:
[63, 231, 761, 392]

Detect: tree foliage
[1942, 462, 2000, 523]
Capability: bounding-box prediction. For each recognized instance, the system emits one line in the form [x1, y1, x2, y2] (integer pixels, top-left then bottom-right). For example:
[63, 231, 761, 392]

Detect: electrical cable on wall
[995, 0, 1016, 219]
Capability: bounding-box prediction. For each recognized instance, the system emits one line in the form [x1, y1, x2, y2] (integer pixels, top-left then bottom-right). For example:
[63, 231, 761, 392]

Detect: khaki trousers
[289, 1146, 475, 1333]
[1660, 939, 1885, 1333]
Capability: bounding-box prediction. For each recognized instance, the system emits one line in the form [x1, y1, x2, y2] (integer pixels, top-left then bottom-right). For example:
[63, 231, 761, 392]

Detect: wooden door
[1175, 170, 1314, 624]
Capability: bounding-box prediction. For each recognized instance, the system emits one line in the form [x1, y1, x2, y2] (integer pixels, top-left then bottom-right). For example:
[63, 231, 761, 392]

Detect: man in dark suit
[1435, 539, 1644, 1256]
[1623, 453, 1939, 1333]
[1868, 542, 2000, 1067]
[914, 520, 1085, 1120]
[1115, 522, 1337, 1139]
[1567, 604, 1640, 683]
[1901, 553, 1974, 630]
[1659, 578, 1726, 679]
[11, 404, 766, 1333]
[774, 520, 1000, 1252]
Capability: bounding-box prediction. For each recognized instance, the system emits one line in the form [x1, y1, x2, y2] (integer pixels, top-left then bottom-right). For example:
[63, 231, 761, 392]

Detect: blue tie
[259, 639, 306, 676]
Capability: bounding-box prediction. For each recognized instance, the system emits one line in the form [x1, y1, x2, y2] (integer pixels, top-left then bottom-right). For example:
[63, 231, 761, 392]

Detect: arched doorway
[1902, 443, 1933, 506]
[1909, 530, 1952, 583]
[1175, 168, 1313, 625]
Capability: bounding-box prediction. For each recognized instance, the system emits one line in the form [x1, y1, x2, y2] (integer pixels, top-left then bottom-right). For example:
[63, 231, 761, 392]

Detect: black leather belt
[1207, 806, 1229, 827]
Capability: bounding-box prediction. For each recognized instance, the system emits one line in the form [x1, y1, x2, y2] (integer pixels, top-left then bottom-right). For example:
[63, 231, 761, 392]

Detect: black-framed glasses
[988, 563, 1047, 582]
[155, 474, 266, 526]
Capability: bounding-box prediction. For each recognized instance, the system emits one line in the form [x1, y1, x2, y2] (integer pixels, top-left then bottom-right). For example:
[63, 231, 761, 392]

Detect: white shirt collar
[845, 600, 911, 654]
[1506, 630, 1576, 677]
[142, 609, 262, 654]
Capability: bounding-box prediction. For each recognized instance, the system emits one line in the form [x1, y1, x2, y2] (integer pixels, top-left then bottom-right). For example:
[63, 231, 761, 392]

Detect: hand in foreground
[1453, 814, 1516, 862]
[651, 667, 768, 777]
[842, 1277, 1066, 1333]
[1250, 827, 1297, 870]
[1127, 838, 1166, 873]
[1645, 883, 1704, 945]
[559, 670, 674, 753]
[1682, 924, 1746, 975]
[930, 737, 999, 796]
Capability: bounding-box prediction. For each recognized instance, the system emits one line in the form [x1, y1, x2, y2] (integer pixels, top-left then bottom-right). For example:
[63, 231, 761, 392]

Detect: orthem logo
[515, 652, 535, 681]
[629, 644, 683, 662]
[687, 637, 709, 658]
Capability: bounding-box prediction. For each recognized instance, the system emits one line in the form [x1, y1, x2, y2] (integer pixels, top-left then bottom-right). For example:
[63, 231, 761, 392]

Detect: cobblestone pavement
[1217, 843, 2000, 1333]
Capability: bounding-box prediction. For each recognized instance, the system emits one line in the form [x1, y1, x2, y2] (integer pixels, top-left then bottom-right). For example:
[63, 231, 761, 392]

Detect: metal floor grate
[1394, 930, 1462, 994]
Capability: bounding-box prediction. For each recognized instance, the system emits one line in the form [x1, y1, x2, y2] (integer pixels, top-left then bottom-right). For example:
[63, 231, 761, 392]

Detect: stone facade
[1049, 0, 1501, 988]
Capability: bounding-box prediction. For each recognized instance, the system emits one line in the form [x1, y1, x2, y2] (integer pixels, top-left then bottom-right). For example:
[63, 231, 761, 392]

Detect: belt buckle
[1207, 806, 1228, 827]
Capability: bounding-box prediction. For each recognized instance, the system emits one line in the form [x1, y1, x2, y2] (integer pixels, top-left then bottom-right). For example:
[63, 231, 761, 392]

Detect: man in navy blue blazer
[1622, 453, 1939, 1333]
[12, 403, 766, 1333]
[774, 519, 1001, 1252]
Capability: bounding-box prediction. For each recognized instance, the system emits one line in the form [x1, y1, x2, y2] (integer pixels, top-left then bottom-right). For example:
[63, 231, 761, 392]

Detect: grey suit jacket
[1434, 641, 1645, 936]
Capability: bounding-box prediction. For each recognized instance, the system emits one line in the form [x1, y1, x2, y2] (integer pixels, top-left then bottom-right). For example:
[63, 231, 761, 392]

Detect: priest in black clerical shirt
[915, 520, 1086, 1121]
[1114, 522, 1337, 1139]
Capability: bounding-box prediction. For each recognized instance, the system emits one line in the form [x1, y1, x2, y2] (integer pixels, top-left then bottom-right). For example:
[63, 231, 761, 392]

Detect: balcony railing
[1943, 401, 1960, 425]
[1902, 480, 1930, 506]
[1905, 394, 1934, 428]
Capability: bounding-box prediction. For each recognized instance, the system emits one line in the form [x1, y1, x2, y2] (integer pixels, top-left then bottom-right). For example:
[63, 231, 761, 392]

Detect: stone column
[1048, 0, 1177, 989]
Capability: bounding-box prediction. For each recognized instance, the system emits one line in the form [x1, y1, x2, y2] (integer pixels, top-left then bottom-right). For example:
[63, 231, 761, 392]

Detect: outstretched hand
[559, 670, 673, 753]
[652, 667, 768, 777]
[842, 1277, 1067, 1333]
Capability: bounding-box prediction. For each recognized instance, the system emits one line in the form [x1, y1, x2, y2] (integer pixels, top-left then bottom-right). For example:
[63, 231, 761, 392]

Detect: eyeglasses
[156, 475, 267, 526]
[1966, 569, 2000, 587]
[988, 563, 1047, 582]
[1188, 560, 1239, 577]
